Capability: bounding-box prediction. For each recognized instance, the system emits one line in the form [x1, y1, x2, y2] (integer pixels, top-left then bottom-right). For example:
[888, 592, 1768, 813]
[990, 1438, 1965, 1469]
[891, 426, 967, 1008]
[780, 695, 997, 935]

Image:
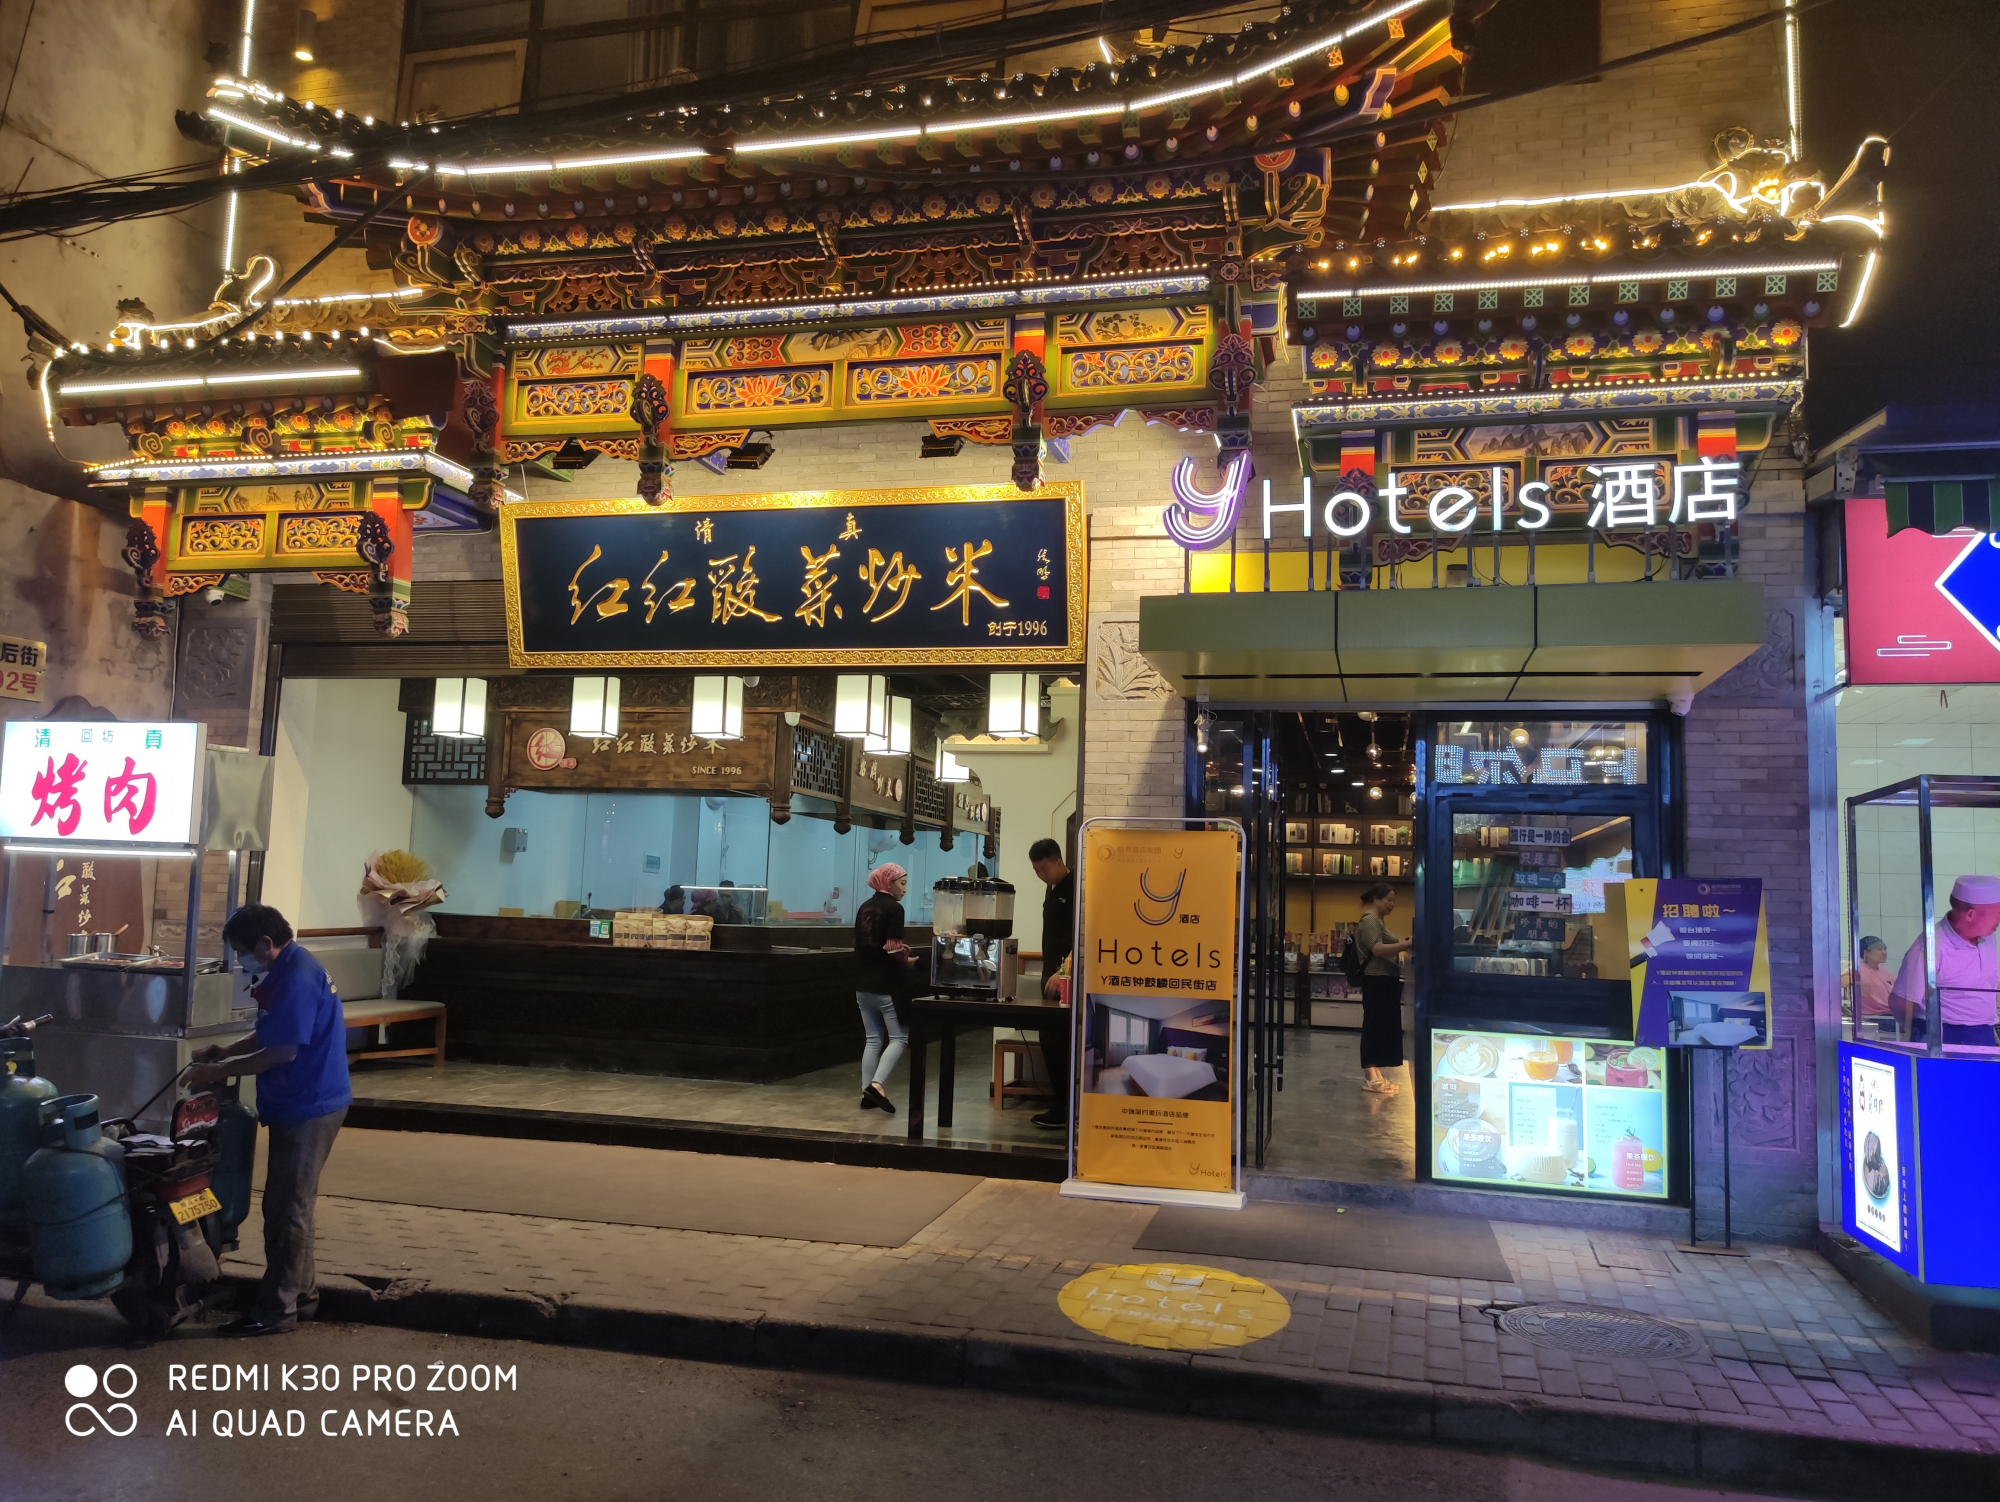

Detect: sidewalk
[219, 1136, 1999, 1498]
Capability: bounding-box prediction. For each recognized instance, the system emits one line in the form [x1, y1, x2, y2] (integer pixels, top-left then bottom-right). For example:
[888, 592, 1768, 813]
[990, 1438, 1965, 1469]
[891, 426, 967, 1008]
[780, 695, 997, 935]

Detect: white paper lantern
[691, 676, 744, 740]
[987, 672, 1036, 739]
[569, 676, 620, 736]
[432, 677, 486, 739]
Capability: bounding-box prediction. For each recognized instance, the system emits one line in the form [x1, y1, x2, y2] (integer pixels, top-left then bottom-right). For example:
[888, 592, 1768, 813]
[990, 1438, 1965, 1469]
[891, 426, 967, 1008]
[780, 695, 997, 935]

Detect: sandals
[1362, 1078, 1399, 1095]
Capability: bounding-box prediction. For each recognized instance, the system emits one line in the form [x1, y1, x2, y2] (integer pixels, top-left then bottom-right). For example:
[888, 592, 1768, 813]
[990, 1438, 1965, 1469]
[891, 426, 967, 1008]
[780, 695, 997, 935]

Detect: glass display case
[1839, 775, 2000, 1291]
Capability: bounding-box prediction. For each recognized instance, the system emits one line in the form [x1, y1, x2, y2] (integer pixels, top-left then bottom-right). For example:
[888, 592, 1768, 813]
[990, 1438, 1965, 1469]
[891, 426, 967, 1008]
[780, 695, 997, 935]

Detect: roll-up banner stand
[1060, 817, 1247, 1210]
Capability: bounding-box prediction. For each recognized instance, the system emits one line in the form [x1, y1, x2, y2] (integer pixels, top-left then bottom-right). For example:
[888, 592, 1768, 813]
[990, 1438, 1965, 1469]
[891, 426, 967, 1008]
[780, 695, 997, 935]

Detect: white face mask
[238, 952, 270, 977]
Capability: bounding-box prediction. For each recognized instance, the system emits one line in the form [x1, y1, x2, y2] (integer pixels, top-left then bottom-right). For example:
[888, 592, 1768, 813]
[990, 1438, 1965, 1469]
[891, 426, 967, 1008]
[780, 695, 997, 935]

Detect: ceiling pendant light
[834, 673, 890, 741]
[987, 671, 1036, 739]
[431, 677, 486, 739]
[886, 695, 912, 757]
[569, 676, 620, 737]
[690, 675, 744, 741]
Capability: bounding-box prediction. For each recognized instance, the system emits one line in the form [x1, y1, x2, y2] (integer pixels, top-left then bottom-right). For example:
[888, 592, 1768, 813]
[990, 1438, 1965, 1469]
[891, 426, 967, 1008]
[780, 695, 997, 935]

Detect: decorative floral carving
[182, 517, 263, 555]
[1704, 606, 1799, 702]
[1066, 344, 1198, 389]
[1093, 620, 1172, 701]
[1724, 1037, 1797, 1150]
[522, 379, 634, 419]
[279, 513, 363, 553]
[687, 367, 829, 412]
[849, 358, 997, 403]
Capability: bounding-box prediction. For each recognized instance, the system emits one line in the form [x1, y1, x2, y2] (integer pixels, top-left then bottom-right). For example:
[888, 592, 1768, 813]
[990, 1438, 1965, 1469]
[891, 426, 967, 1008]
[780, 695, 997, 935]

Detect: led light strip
[386, 146, 710, 176]
[85, 449, 524, 503]
[208, 106, 353, 158]
[2, 841, 199, 859]
[1839, 251, 1878, 329]
[504, 270, 1210, 340]
[228, 1, 1426, 176]
[1290, 378, 1805, 435]
[736, 0, 1425, 154]
[1298, 259, 1841, 301]
[57, 365, 362, 397]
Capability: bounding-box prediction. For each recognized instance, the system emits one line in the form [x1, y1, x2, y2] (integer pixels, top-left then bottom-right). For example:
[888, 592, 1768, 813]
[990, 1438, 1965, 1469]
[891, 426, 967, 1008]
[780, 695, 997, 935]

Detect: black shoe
[860, 1090, 880, 1110]
[1031, 1109, 1068, 1129]
[866, 1083, 896, 1116]
[220, 1316, 295, 1338]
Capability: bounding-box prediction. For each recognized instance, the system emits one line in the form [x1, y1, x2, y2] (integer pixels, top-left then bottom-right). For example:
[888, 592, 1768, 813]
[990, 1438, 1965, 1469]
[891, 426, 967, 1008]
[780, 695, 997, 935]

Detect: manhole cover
[1495, 1304, 1704, 1359]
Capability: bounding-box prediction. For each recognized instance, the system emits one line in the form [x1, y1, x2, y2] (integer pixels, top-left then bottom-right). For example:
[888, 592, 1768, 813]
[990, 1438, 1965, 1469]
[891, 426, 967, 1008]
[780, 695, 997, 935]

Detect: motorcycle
[1, 1013, 252, 1339]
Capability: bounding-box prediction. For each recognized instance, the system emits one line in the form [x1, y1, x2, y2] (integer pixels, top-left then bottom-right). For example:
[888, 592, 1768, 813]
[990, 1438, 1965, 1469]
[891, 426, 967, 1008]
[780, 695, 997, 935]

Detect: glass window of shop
[409, 784, 984, 931]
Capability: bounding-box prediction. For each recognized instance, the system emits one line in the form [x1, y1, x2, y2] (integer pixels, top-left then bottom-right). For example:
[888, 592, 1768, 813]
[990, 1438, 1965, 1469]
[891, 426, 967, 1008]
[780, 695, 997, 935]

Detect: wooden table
[903, 995, 1069, 1140]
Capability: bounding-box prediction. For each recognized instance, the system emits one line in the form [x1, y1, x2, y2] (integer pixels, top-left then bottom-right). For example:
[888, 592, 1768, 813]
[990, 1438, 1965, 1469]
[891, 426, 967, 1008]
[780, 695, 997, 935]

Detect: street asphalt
[0, 1297, 1829, 1502]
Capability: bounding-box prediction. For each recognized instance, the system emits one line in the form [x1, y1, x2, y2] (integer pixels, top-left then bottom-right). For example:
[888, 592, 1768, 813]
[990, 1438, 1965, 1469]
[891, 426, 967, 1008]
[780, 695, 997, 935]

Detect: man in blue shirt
[187, 903, 351, 1337]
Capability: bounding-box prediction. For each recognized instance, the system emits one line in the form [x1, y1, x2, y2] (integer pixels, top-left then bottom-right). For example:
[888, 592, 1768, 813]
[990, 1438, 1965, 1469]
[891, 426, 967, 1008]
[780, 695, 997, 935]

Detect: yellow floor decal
[1057, 1262, 1292, 1350]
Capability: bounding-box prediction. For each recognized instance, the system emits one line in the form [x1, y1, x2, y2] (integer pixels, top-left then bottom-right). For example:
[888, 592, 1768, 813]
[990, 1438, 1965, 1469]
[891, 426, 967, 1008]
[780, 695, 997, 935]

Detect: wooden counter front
[405, 937, 865, 1082]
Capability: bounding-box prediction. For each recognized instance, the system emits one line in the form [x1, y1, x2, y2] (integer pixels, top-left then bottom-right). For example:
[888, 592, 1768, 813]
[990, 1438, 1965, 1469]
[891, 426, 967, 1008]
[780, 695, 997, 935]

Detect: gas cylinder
[0, 1037, 56, 1227]
[25, 1094, 131, 1300]
[211, 1079, 258, 1245]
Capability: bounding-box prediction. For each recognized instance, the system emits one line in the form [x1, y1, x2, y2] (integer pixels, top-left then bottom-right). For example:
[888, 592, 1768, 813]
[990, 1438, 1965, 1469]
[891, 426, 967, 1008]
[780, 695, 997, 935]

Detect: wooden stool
[992, 1040, 1046, 1105]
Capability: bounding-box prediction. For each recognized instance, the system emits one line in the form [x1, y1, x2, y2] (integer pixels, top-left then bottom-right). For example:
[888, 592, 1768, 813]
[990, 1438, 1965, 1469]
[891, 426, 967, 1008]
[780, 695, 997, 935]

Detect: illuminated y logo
[1163, 453, 1253, 551]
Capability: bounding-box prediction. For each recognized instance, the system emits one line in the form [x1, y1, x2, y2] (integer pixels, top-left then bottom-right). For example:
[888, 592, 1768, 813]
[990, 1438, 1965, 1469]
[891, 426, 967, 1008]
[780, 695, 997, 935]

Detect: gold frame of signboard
[498, 480, 1087, 669]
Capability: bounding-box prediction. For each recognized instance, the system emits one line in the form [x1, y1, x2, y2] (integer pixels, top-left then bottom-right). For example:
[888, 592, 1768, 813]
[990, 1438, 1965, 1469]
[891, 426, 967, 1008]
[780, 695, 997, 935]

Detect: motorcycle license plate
[168, 1187, 221, 1225]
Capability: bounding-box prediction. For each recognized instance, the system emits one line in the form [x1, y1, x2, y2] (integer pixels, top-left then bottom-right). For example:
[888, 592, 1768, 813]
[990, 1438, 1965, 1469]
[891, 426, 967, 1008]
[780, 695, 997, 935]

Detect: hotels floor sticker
[1057, 1263, 1291, 1350]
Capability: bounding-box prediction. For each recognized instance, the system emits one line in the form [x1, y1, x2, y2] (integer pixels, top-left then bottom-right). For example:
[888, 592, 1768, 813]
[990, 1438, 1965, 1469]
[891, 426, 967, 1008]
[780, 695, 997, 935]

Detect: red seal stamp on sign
[526, 726, 570, 771]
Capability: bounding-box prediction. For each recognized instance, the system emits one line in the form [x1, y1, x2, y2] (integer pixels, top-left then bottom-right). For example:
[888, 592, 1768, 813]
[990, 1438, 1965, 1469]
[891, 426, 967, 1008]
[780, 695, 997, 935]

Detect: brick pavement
[217, 1161, 2000, 1489]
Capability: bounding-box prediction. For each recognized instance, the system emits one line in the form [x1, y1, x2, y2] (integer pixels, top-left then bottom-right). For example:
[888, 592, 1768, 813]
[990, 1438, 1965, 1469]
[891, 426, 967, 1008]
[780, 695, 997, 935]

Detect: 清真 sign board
[1070, 821, 1243, 1205]
[0, 721, 205, 845]
[500, 482, 1084, 668]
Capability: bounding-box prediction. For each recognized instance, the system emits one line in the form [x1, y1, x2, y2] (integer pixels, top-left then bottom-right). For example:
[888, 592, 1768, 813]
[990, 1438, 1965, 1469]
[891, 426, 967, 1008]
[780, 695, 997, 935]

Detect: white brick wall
[1440, 0, 1788, 202]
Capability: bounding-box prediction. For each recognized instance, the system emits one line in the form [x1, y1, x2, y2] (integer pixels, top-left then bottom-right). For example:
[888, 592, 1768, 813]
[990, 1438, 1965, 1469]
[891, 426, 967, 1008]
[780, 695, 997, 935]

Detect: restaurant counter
[403, 913, 929, 1081]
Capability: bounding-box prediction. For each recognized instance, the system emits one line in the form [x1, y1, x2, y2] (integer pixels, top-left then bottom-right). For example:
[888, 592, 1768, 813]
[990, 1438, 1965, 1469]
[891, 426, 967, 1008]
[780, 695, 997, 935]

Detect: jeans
[857, 992, 907, 1088]
[253, 1105, 346, 1325]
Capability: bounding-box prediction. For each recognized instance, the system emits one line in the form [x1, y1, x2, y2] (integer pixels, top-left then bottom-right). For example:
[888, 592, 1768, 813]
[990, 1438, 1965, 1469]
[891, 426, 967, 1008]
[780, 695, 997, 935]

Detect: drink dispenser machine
[930, 878, 1018, 997]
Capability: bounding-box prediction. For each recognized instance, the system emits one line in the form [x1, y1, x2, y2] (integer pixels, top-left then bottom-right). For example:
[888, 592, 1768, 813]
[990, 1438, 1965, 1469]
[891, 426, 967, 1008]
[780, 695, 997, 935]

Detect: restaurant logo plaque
[499, 482, 1085, 668]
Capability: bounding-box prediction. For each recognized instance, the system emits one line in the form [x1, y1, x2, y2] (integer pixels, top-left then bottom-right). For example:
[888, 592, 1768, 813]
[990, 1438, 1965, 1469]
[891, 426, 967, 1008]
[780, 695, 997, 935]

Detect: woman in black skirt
[1354, 883, 1411, 1095]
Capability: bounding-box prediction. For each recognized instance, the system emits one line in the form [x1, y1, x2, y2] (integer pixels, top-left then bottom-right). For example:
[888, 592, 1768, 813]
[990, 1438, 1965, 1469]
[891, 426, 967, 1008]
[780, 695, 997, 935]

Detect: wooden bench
[300, 928, 447, 1069]
[340, 998, 447, 1068]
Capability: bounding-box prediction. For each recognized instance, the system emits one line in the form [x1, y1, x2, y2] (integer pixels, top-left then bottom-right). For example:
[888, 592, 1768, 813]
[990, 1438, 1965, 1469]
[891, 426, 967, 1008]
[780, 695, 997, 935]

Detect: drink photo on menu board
[1432, 1030, 1668, 1198]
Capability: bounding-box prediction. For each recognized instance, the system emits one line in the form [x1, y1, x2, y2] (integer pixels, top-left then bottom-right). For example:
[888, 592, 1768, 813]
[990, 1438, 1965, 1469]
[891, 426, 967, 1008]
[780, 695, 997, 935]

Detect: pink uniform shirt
[1892, 920, 1999, 1026]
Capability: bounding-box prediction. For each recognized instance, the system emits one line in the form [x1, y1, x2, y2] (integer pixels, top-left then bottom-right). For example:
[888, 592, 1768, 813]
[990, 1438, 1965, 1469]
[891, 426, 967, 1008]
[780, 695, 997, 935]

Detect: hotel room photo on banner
[1076, 824, 1243, 1195]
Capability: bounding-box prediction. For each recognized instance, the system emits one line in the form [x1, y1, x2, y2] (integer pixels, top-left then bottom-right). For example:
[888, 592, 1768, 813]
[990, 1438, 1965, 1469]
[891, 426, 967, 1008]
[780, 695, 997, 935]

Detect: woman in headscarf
[854, 862, 914, 1113]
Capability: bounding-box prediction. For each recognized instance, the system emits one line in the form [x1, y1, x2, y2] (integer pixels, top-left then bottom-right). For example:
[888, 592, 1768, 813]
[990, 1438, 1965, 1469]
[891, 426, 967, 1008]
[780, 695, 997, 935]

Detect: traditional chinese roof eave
[1289, 378, 1807, 433]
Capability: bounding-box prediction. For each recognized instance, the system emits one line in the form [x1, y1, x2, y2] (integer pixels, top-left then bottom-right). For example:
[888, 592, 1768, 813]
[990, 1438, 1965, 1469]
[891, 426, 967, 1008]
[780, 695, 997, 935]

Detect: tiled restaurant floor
[352, 1023, 1419, 1183]
[350, 1024, 1061, 1149]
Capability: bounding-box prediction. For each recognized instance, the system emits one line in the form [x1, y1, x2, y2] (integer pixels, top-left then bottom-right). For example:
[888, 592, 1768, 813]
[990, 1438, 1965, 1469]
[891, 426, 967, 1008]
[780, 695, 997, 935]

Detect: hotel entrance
[1191, 708, 1689, 1210]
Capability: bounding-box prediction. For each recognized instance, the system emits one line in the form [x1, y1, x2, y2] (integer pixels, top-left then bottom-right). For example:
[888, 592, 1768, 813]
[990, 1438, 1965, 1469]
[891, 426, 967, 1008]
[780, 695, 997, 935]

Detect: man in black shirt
[1029, 838, 1075, 1129]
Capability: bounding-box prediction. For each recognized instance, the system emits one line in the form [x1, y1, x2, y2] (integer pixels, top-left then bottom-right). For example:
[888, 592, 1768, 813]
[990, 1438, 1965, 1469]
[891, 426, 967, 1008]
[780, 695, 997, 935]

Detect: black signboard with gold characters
[500, 482, 1084, 668]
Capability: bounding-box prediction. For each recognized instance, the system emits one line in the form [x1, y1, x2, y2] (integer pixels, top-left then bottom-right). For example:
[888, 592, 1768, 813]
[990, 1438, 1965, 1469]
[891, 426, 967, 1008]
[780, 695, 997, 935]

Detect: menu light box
[0, 720, 204, 846]
[1432, 1029, 1668, 1199]
[1838, 1043, 1918, 1276]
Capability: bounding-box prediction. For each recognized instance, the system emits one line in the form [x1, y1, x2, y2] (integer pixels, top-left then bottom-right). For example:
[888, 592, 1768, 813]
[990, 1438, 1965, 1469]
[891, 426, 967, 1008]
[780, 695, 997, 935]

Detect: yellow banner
[1075, 825, 1241, 1193]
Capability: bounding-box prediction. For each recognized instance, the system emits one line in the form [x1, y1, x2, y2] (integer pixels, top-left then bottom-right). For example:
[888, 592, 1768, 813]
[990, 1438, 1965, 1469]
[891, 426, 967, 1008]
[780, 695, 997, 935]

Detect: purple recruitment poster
[1634, 878, 1764, 1046]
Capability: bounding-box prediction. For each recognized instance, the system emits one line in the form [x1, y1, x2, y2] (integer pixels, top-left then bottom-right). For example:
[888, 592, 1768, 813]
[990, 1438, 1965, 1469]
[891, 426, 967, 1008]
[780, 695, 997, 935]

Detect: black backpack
[1339, 932, 1368, 987]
